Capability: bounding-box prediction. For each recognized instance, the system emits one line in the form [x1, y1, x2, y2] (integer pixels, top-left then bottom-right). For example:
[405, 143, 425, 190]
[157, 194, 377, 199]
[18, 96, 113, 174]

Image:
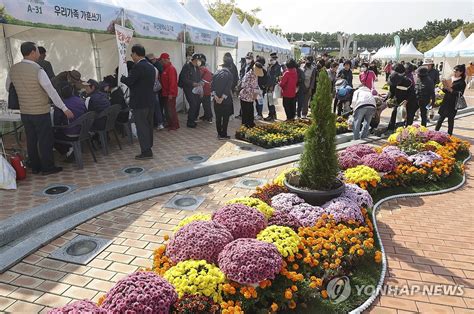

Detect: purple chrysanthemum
[289, 203, 324, 227]
[166, 221, 233, 264]
[212, 204, 267, 239]
[408, 151, 442, 167]
[382, 146, 409, 160]
[268, 210, 303, 231]
[100, 272, 177, 314]
[322, 197, 365, 224]
[341, 184, 374, 208]
[218, 238, 282, 284]
[49, 300, 106, 314]
[361, 153, 397, 173]
[345, 144, 376, 158]
[270, 193, 305, 212]
[426, 130, 450, 144]
[338, 151, 363, 170]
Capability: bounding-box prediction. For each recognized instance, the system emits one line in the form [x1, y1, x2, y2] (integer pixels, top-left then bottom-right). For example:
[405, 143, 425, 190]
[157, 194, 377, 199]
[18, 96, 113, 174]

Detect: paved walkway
[0, 114, 472, 313]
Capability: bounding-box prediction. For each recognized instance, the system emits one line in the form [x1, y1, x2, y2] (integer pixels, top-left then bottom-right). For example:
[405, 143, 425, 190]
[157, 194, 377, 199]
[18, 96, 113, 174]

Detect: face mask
[246, 59, 252, 65]
[360, 67, 367, 72]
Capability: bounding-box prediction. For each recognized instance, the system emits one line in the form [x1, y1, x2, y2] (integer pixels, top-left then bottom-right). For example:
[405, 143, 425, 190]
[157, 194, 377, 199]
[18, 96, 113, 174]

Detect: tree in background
[206, 0, 261, 26]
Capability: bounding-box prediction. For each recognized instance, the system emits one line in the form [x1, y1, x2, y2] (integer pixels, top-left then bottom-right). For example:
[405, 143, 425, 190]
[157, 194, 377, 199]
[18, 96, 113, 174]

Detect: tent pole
[121, 9, 125, 27]
[3, 25, 14, 68]
[90, 33, 102, 80]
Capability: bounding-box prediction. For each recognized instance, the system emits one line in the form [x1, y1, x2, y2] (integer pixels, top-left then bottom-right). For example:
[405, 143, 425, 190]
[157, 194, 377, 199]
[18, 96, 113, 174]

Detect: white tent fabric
[424, 33, 453, 58]
[360, 49, 370, 57]
[241, 18, 266, 51]
[400, 41, 423, 59]
[457, 33, 474, 57]
[223, 13, 255, 59]
[436, 31, 466, 57]
[252, 24, 272, 52]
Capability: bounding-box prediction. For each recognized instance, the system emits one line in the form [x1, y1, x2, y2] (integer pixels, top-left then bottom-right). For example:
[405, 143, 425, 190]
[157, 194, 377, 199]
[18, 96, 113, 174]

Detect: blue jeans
[353, 106, 375, 140]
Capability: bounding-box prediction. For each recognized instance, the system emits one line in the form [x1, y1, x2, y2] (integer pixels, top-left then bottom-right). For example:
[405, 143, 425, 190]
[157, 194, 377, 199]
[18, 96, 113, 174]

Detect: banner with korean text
[114, 24, 133, 93]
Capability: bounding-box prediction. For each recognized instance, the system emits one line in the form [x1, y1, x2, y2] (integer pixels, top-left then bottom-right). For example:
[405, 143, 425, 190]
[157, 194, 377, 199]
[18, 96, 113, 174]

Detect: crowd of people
[4, 40, 470, 175]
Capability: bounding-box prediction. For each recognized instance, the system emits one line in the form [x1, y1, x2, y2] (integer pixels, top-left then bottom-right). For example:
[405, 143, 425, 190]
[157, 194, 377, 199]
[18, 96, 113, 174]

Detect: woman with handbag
[435, 65, 467, 135]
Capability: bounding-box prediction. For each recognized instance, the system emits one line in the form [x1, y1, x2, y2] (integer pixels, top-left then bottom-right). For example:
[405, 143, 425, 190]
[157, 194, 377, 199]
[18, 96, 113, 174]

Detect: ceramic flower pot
[284, 176, 345, 206]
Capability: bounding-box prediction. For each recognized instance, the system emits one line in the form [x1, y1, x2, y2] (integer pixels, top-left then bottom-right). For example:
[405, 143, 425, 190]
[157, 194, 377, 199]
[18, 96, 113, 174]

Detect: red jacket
[161, 62, 178, 97]
[279, 68, 298, 98]
[199, 67, 213, 96]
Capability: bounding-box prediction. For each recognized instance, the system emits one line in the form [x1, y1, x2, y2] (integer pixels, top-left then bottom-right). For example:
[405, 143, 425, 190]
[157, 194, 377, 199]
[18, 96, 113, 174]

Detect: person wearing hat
[159, 52, 179, 131]
[198, 54, 213, 123]
[410, 66, 435, 127]
[239, 62, 263, 128]
[146, 53, 163, 74]
[121, 44, 156, 160]
[264, 52, 282, 121]
[240, 52, 255, 80]
[435, 64, 467, 135]
[178, 53, 202, 128]
[83, 78, 111, 130]
[422, 58, 440, 86]
[52, 69, 84, 96]
[7, 41, 74, 175]
[279, 59, 299, 121]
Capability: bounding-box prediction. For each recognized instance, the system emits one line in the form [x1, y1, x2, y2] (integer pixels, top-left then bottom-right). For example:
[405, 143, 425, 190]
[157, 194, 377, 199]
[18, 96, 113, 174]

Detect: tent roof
[360, 49, 370, 55]
[457, 33, 474, 57]
[436, 30, 466, 57]
[223, 13, 254, 42]
[425, 33, 453, 57]
[400, 40, 423, 58]
[241, 18, 265, 45]
[252, 23, 273, 47]
[183, 0, 235, 39]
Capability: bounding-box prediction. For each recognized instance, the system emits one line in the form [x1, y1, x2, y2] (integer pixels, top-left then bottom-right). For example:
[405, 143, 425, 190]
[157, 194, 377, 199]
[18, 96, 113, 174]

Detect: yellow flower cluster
[424, 140, 442, 150]
[344, 165, 381, 190]
[173, 213, 212, 232]
[274, 168, 298, 186]
[226, 197, 275, 219]
[257, 225, 301, 257]
[164, 260, 225, 302]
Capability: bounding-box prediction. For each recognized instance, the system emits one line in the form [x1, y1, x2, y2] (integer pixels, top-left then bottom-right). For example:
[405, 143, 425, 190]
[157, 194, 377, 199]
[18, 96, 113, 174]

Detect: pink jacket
[359, 70, 376, 90]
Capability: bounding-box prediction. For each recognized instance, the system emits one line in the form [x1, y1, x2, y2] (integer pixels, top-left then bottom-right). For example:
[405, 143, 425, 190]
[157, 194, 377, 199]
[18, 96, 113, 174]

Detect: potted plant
[284, 69, 345, 205]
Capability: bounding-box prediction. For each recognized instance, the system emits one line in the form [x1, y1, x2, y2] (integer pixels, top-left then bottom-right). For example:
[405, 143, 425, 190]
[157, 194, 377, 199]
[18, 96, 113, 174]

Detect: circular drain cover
[124, 167, 144, 174]
[174, 197, 198, 207]
[44, 185, 70, 195]
[187, 155, 205, 162]
[66, 240, 98, 256]
[241, 179, 262, 187]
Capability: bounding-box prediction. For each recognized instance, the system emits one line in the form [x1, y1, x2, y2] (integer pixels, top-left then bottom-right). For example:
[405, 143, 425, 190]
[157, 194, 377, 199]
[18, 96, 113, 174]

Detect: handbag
[8, 83, 20, 110]
[455, 92, 467, 110]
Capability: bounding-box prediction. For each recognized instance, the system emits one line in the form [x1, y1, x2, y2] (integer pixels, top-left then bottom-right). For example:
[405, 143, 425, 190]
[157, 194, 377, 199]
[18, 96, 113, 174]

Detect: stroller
[334, 78, 353, 118]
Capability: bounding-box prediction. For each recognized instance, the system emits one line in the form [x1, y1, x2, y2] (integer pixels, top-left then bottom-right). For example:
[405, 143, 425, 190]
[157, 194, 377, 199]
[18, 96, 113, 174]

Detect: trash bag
[0, 155, 17, 190]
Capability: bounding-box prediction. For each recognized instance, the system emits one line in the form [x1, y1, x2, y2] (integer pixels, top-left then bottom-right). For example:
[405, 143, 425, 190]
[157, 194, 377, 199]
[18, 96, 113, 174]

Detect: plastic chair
[115, 108, 133, 144]
[53, 111, 97, 170]
[94, 104, 122, 155]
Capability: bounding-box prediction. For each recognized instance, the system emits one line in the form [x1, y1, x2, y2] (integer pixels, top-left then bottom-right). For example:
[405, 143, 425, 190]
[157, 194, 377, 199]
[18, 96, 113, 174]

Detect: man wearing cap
[264, 52, 282, 121]
[178, 53, 202, 128]
[121, 44, 156, 160]
[159, 53, 179, 131]
[7, 41, 74, 175]
[83, 79, 111, 130]
[52, 69, 84, 96]
[146, 53, 164, 74]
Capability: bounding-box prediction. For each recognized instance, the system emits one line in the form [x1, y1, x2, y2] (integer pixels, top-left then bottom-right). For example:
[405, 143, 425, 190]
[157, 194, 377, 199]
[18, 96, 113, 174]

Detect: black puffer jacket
[415, 69, 435, 101]
[439, 78, 466, 117]
[388, 71, 416, 104]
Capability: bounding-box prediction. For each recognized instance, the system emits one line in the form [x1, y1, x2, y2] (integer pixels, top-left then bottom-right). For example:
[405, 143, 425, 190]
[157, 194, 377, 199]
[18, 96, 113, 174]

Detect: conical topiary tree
[298, 69, 339, 190]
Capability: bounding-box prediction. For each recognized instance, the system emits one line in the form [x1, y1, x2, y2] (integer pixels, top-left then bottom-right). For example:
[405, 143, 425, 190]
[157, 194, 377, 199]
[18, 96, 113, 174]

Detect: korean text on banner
[114, 24, 134, 92]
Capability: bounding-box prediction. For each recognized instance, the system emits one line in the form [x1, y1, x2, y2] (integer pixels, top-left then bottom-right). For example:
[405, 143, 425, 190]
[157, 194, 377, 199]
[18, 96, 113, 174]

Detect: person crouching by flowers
[435, 64, 467, 135]
[279, 59, 299, 121]
[351, 79, 376, 140]
[239, 62, 264, 128]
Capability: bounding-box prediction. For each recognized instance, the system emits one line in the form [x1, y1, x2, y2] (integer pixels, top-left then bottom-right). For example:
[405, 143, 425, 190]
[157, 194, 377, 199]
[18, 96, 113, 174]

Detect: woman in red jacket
[159, 53, 179, 130]
[279, 59, 299, 121]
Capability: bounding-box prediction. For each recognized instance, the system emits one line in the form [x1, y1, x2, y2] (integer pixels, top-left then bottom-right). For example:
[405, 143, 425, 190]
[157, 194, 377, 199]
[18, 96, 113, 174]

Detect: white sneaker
[302, 115, 307, 119]
[255, 115, 263, 120]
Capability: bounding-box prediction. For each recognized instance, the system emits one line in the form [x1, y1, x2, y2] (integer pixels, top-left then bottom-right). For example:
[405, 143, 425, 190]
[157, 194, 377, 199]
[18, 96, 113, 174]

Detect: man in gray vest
[6, 41, 74, 175]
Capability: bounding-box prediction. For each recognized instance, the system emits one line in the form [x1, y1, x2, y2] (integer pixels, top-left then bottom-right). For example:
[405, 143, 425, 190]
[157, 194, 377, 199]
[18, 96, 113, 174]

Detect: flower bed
[235, 119, 349, 149]
[50, 126, 469, 314]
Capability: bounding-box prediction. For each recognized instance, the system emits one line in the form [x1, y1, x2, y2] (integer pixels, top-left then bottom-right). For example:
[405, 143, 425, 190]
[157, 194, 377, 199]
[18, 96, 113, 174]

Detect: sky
[235, 0, 473, 34]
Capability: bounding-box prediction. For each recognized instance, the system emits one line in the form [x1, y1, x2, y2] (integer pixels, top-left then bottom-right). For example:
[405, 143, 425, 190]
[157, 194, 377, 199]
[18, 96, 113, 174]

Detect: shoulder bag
[455, 91, 467, 110]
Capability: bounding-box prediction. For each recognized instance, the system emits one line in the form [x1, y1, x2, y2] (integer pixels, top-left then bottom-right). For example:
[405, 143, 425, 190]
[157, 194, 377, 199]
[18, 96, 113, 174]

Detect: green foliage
[287, 19, 468, 51]
[206, 0, 261, 26]
[299, 69, 339, 190]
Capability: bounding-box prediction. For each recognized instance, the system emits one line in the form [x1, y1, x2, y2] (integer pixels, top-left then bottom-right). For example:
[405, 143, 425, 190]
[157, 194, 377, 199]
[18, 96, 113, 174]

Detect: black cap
[270, 52, 278, 58]
[83, 79, 99, 89]
[246, 52, 254, 59]
[191, 53, 201, 61]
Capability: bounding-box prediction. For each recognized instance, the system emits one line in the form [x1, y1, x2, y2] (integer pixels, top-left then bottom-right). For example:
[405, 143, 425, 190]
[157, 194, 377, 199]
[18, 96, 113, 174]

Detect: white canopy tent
[183, 0, 238, 70]
[434, 31, 466, 77]
[424, 33, 453, 58]
[360, 49, 371, 59]
[457, 33, 474, 57]
[223, 13, 261, 60]
[399, 40, 423, 61]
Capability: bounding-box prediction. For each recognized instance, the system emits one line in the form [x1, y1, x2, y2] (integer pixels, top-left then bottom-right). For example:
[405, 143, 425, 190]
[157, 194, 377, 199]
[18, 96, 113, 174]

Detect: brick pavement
[0, 114, 472, 312]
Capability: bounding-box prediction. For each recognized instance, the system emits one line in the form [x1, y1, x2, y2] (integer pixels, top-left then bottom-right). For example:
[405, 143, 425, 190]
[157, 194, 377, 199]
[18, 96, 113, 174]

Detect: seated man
[101, 75, 128, 123]
[52, 70, 84, 96]
[83, 79, 111, 130]
[53, 82, 87, 158]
